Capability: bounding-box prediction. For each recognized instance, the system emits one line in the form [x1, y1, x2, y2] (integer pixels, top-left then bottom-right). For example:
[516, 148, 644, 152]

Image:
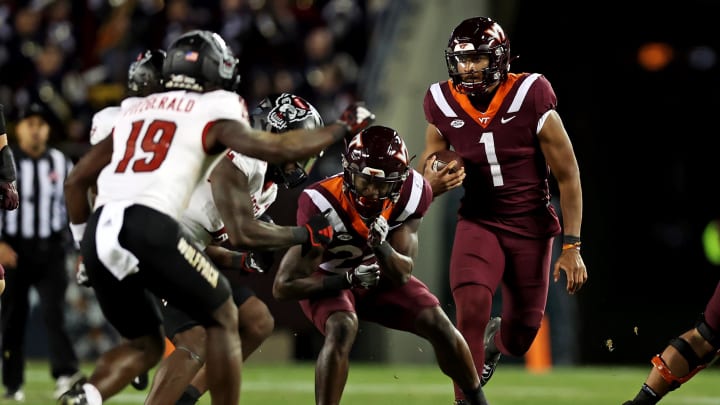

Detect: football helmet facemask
[163, 30, 240, 92]
[445, 16, 511, 95]
[127, 49, 166, 96]
[342, 126, 410, 220]
[251, 93, 324, 188]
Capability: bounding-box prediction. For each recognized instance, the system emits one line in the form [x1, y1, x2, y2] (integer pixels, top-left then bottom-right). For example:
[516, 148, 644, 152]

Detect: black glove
[238, 251, 266, 274]
[302, 208, 334, 255]
[336, 102, 375, 140]
[346, 263, 380, 289]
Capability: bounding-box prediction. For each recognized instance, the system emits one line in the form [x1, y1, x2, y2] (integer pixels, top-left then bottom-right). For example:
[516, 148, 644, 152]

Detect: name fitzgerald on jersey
[123, 95, 196, 116]
[177, 237, 219, 287]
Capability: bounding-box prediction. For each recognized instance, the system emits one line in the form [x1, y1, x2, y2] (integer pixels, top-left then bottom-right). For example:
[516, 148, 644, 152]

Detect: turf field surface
[12, 361, 720, 404]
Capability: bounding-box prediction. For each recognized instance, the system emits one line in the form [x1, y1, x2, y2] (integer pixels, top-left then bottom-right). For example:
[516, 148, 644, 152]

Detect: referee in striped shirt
[0, 103, 81, 401]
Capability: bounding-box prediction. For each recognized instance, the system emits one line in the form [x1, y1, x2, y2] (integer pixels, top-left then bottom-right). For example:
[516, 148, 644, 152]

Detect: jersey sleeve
[423, 85, 437, 125]
[89, 106, 120, 145]
[530, 75, 558, 117]
[202, 90, 250, 125]
[226, 149, 266, 178]
[297, 188, 322, 226]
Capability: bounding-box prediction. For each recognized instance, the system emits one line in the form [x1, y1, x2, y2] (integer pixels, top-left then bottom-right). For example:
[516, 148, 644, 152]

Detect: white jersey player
[146, 92, 327, 405]
[61, 29, 373, 405]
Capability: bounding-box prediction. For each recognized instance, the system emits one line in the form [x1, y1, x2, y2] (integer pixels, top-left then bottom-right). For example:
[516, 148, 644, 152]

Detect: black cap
[17, 102, 52, 123]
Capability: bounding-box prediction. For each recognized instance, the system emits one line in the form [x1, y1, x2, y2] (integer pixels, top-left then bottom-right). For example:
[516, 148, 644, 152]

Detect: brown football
[427, 149, 465, 173]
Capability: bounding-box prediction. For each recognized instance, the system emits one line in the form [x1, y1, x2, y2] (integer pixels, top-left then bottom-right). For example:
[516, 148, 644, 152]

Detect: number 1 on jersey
[479, 132, 504, 187]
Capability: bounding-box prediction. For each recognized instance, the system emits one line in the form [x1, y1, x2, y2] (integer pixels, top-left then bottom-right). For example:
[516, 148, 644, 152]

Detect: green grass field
[12, 361, 720, 404]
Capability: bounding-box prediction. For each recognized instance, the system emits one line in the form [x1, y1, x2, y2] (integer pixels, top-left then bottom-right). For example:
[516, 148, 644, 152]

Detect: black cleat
[131, 372, 149, 390]
[481, 316, 502, 387]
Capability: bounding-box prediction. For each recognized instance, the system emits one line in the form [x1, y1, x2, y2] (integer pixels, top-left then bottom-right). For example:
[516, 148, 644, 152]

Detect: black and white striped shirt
[0, 145, 73, 240]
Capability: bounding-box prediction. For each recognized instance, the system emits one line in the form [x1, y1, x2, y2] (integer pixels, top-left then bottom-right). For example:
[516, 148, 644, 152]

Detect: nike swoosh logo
[500, 116, 516, 124]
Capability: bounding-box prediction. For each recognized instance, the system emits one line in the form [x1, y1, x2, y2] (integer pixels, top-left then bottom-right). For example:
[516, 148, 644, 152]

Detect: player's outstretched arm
[210, 103, 374, 166]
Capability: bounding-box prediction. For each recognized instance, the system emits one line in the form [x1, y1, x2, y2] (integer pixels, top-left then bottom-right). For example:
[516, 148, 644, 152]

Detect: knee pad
[696, 313, 720, 351]
[651, 334, 715, 391]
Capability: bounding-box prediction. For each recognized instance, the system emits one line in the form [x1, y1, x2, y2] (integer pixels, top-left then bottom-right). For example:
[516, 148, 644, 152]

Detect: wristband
[322, 274, 350, 291]
[230, 252, 245, 270]
[0, 104, 6, 135]
[69, 222, 87, 247]
[562, 242, 581, 251]
[563, 235, 581, 244]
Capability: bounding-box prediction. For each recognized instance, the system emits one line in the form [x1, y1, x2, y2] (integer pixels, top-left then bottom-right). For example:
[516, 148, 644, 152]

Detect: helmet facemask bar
[445, 17, 511, 96]
[446, 47, 505, 95]
[342, 159, 408, 220]
[271, 153, 322, 189]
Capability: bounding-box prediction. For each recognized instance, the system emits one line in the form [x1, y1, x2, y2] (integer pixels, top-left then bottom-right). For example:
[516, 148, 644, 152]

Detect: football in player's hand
[427, 149, 465, 174]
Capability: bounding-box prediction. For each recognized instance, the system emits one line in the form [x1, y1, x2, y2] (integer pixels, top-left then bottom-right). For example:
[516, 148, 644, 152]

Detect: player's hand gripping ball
[427, 149, 465, 173]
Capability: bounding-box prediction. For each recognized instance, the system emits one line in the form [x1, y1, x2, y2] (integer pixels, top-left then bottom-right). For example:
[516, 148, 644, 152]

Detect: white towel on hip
[96, 201, 139, 280]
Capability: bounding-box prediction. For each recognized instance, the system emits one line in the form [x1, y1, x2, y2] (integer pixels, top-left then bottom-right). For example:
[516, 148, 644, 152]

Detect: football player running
[417, 17, 587, 403]
[272, 126, 490, 405]
[80, 48, 167, 392]
[61, 30, 374, 405]
[146, 93, 330, 405]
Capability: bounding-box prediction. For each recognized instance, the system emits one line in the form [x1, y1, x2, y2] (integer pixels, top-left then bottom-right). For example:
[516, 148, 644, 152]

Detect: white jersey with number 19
[94, 89, 250, 220]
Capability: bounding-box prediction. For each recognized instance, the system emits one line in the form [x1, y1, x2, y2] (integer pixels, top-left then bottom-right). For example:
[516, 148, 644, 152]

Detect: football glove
[336, 102, 375, 138]
[302, 209, 334, 255]
[346, 263, 380, 289]
[367, 216, 389, 248]
[238, 251, 265, 274]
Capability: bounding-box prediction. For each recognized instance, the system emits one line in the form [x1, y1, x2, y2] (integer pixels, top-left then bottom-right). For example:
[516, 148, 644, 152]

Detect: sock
[82, 383, 102, 405]
[176, 385, 202, 405]
[631, 383, 660, 405]
[461, 384, 489, 405]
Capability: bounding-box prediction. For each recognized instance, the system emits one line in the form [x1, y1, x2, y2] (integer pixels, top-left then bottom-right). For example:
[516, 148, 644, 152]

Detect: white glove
[346, 263, 380, 289]
[76, 259, 90, 287]
[367, 216, 389, 248]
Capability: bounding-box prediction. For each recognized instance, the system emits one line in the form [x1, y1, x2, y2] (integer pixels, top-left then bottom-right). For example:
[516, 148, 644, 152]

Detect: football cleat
[56, 378, 88, 405]
[131, 372, 149, 390]
[481, 316, 502, 386]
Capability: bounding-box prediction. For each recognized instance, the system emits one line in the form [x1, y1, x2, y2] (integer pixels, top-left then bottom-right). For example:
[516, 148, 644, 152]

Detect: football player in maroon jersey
[418, 16, 587, 404]
[273, 125, 489, 405]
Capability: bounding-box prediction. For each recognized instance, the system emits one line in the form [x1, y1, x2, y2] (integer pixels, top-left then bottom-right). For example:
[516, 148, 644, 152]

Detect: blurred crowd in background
[0, 0, 391, 361]
[0, 0, 389, 163]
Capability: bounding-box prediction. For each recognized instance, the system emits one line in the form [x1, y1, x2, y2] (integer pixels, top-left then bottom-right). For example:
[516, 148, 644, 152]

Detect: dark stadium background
[4, 0, 720, 368]
[509, 0, 720, 364]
